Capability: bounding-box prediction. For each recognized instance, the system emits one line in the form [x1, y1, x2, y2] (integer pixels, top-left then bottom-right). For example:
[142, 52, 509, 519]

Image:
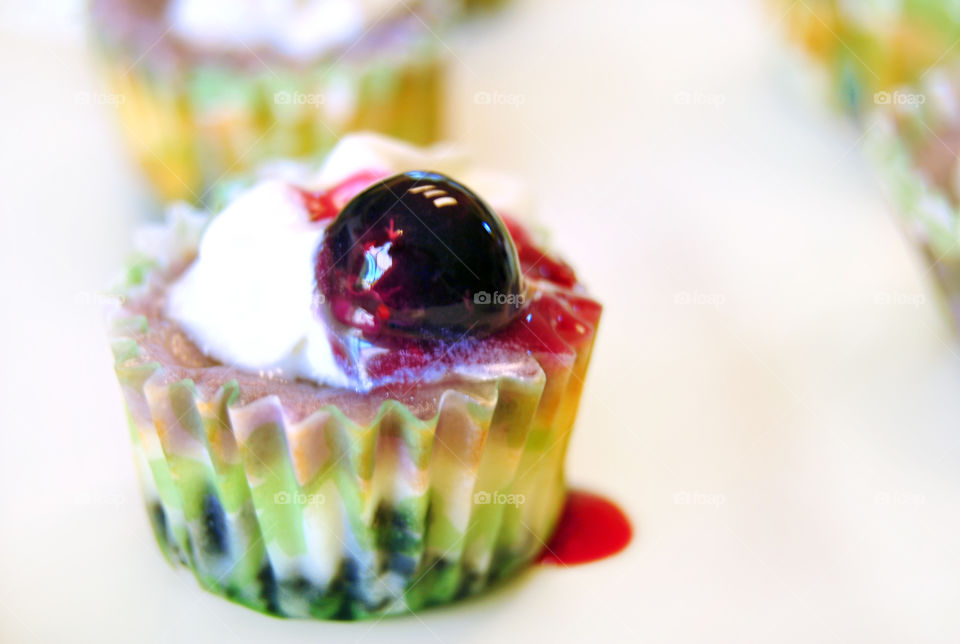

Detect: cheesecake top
[115, 135, 601, 412]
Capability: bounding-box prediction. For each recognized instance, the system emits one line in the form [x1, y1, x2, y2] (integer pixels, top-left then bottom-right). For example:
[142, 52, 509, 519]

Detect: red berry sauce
[298, 172, 603, 385]
[539, 490, 632, 565]
[504, 218, 578, 288]
[298, 170, 389, 222]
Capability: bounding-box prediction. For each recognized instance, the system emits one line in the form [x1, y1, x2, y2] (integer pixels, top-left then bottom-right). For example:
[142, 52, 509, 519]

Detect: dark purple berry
[315, 171, 524, 341]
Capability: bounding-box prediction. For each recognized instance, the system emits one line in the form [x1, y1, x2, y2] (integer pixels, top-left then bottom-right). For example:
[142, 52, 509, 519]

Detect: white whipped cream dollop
[167, 0, 427, 60]
[165, 133, 530, 389]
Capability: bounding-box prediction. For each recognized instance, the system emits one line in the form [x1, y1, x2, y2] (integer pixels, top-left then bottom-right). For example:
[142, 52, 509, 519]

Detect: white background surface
[3, 0, 960, 642]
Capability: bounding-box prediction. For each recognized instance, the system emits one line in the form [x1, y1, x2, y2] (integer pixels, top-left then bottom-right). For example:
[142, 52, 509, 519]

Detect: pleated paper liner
[91, 37, 444, 204]
[863, 66, 960, 333]
[108, 216, 600, 619]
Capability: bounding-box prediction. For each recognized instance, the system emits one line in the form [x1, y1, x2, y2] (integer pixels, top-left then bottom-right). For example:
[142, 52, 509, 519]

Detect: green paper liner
[107, 210, 599, 619]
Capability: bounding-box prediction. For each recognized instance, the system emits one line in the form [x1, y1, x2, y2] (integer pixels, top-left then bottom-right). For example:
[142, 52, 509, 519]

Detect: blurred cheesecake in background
[774, 2, 960, 334]
[775, 0, 960, 114]
[865, 62, 960, 334]
[459, 0, 511, 15]
[89, 0, 450, 204]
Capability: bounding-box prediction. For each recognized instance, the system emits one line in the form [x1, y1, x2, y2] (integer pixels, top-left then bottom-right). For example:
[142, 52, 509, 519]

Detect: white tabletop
[2, 1, 959, 642]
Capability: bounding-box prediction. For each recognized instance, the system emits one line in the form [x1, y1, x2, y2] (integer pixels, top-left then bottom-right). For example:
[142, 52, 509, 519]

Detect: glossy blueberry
[315, 171, 524, 341]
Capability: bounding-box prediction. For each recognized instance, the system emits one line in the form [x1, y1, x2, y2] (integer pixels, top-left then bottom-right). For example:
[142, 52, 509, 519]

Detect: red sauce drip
[503, 217, 578, 288]
[361, 287, 597, 379]
[500, 306, 572, 356]
[539, 490, 632, 566]
[303, 193, 600, 380]
[557, 292, 603, 325]
[299, 170, 389, 222]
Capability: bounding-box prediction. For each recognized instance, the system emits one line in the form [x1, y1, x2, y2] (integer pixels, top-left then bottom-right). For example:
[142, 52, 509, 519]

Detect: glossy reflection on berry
[315, 171, 525, 341]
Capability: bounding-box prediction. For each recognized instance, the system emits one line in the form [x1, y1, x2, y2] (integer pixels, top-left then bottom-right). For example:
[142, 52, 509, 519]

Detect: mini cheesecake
[108, 135, 601, 619]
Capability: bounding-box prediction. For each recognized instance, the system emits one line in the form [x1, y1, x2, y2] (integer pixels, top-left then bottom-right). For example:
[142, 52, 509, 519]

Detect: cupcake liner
[863, 67, 960, 332]
[111, 325, 592, 617]
[91, 35, 444, 204]
[107, 205, 599, 617]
